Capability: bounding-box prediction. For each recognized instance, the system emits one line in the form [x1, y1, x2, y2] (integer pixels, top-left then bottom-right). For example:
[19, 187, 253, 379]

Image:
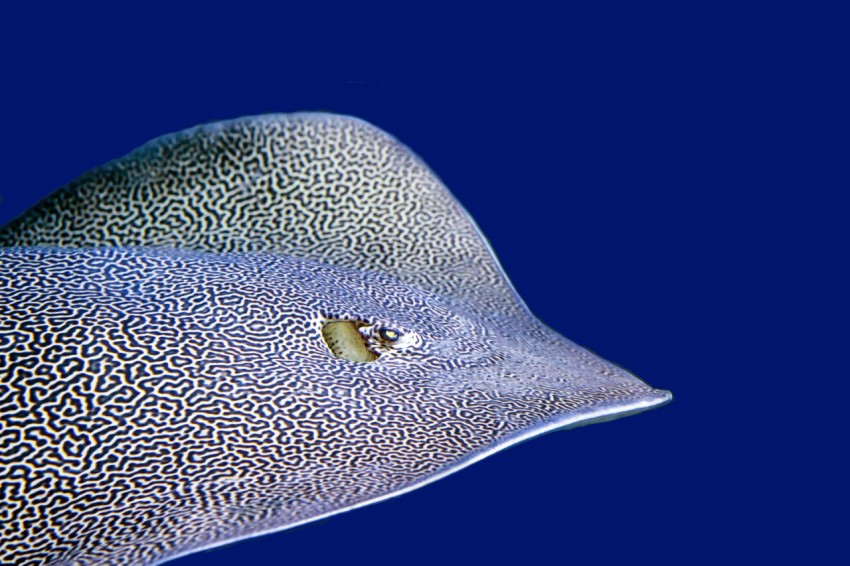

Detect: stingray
[0, 113, 671, 565]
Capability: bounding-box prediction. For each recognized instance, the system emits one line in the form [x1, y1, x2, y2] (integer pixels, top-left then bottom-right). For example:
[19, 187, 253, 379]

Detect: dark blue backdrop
[1, 3, 839, 565]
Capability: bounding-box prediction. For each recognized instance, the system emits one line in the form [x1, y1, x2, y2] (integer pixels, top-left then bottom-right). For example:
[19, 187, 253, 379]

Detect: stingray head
[306, 261, 670, 457]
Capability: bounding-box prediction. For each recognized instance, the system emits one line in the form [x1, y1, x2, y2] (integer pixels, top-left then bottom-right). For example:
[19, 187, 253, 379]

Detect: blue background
[1, 3, 840, 565]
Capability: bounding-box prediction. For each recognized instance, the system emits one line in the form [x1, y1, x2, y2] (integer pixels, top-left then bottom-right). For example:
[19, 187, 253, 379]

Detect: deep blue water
[0, 3, 840, 565]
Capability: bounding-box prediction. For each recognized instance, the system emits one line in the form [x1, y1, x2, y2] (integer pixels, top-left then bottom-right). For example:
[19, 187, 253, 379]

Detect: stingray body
[0, 114, 670, 565]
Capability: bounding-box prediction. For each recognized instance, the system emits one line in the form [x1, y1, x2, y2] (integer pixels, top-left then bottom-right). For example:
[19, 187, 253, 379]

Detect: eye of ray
[321, 321, 378, 362]
[379, 328, 400, 342]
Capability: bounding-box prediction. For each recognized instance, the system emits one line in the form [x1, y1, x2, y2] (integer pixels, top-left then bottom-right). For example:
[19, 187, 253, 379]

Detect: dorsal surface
[0, 113, 517, 315]
[0, 114, 671, 566]
[0, 246, 669, 565]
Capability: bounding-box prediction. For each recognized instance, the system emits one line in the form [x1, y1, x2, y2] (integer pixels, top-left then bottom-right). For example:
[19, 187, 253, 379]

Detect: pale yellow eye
[379, 328, 400, 342]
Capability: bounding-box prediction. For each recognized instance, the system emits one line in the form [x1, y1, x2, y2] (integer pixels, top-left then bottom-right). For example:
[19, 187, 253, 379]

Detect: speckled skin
[0, 114, 670, 565]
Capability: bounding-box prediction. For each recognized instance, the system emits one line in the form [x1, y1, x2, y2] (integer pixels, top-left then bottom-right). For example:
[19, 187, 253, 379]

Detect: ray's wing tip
[557, 386, 672, 433]
[648, 387, 673, 407]
[625, 387, 672, 416]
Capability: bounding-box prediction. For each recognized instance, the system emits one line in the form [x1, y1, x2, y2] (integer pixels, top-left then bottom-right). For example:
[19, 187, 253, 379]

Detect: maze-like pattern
[0, 115, 666, 565]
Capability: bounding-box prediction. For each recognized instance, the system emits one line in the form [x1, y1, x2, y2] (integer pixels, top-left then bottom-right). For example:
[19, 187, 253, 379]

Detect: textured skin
[0, 114, 516, 316]
[0, 114, 670, 565]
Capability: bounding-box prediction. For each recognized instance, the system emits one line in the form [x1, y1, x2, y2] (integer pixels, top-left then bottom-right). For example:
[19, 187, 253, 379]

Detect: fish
[0, 113, 671, 565]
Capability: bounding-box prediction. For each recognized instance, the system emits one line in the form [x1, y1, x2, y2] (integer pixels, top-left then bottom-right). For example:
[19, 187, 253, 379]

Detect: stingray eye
[379, 328, 400, 342]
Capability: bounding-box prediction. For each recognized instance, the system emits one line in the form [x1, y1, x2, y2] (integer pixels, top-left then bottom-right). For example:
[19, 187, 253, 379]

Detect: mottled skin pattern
[0, 114, 514, 316]
[0, 114, 671, 565]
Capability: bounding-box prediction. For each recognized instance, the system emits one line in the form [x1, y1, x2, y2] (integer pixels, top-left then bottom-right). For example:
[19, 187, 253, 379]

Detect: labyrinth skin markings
[0, 114, 671, 565]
